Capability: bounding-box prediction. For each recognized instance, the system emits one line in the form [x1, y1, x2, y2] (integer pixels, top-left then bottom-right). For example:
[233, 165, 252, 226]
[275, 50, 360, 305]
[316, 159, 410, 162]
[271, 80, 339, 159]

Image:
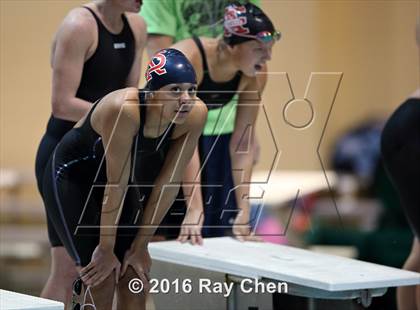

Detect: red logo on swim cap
[224, 5, 250, 37]
[146, 52, 167, 82]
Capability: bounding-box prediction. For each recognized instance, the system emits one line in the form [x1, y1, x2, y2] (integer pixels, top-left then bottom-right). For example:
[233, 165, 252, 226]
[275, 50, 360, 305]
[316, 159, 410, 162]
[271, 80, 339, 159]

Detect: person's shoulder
[126, 13, 147, 32]
[102, 88, 139, 116]
[55, 7, 96, 44]
[185, 98, 208, 130]
[125, 13, 147, 42]
[61, 7, 96, 33]
[112, 87, 140, 109]
[171, 38, 202, 67]
[102, 88, 141, 129]
[93, 88, 140, 136]
[172, 100, 207, 139]
[171, 38, 195, 52]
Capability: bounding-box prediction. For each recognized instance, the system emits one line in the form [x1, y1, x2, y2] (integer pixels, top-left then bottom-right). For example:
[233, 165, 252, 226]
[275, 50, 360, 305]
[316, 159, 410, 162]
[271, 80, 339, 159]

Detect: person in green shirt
[141, 0, 275, 243]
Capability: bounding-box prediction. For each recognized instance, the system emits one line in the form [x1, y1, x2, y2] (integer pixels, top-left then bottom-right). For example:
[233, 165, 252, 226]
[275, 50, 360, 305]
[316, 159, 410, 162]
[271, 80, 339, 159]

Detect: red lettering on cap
[146, 53, 167, 82]
[224, 5, 250, 37]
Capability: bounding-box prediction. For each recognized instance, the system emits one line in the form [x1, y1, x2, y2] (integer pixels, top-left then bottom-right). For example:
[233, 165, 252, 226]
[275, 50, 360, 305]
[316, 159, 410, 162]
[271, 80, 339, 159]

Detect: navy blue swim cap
[145, 48, 197, 91]
[223, 2, 280, 46]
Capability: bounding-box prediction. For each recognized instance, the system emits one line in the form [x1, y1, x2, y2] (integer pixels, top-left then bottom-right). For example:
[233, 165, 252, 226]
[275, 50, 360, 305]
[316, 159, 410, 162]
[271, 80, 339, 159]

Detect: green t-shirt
[140, 0, 260, 136]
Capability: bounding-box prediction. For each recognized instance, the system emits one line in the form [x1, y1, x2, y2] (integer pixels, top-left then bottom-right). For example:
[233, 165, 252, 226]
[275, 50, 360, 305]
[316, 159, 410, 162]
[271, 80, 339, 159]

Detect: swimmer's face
[232, 40, 274, 77]
[112, 0, 142, 13]
[153, 83, 198, 124]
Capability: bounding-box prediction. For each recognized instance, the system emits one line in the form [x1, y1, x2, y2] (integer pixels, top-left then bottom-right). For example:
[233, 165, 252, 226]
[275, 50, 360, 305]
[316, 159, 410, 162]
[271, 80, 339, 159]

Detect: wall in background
[1, 0, 418, 177]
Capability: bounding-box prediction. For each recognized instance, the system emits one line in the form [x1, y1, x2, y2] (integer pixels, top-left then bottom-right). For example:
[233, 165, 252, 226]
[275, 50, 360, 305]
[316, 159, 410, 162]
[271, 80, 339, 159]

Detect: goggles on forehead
[255, 30, 281, 43]
[225, 26, 281, 44]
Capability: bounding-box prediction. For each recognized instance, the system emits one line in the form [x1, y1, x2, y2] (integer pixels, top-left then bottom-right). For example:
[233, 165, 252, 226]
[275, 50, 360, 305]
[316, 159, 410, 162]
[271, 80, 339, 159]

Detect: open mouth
[175, 102, 191, 115]
[175, 109, 190, 115]
[254, 64, 263, 71]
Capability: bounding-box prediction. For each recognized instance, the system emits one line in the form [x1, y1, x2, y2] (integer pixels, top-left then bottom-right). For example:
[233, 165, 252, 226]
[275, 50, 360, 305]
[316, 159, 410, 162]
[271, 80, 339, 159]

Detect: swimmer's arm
[250, 69, 268, 165]
[125, 14, 147, 87]
[230, 75, 266, 227]
[174, 39, 206, 234]
[132, 101, 208, 250]
[96, 90, 140, 250]
[51, 9, 96, 121]
[181, 148, 203, 214]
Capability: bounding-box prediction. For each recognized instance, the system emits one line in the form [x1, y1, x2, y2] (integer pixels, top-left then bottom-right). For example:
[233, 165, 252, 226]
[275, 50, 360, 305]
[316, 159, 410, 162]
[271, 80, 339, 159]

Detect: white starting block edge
[149, 237, 420, 293]
[0, 290, 64, 310]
